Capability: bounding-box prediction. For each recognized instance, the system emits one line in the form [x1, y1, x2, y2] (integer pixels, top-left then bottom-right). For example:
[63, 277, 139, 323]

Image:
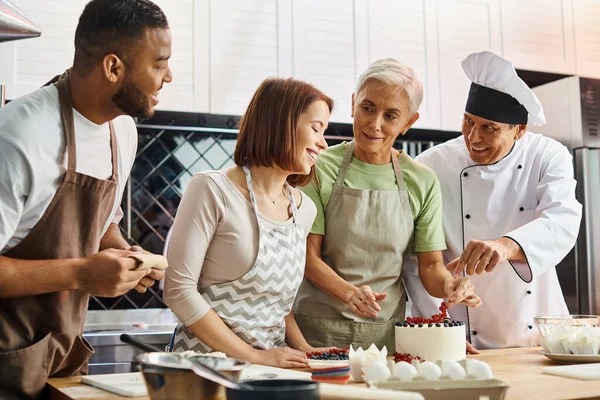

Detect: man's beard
[111, 78, 154, 121]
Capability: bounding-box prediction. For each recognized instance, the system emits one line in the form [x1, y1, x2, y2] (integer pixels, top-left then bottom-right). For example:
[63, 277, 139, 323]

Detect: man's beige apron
[294, 141, 414, 350]
[0, 71, 119, 400]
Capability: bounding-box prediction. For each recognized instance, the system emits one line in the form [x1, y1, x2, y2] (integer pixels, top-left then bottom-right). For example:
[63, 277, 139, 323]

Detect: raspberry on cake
[394, 302, 467, 362]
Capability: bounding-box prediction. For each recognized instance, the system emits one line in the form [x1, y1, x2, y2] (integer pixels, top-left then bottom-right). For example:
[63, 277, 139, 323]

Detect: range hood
[0, 0, 41, 43]
[0, 0, 40, 107]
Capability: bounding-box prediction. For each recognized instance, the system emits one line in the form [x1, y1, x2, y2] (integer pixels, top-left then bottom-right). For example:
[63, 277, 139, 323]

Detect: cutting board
[80, 373, 147, 397]
[542, 363, 600, 380]
[80, 365, 311, 397]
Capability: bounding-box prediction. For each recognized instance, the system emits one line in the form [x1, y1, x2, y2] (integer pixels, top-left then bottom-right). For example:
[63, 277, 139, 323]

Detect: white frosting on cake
[395, 324, 466, 361]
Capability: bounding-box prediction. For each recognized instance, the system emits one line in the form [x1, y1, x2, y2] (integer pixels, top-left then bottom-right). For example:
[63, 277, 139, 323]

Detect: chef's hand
[443, 276, 482, 308]
[252, 347, 310, 369]
[126, 246, 165, 293]
[447, 239, 510, 276]
[79, 248, 152, 297]
[466, 341, 480, 354]
[346, 285, 387, 319]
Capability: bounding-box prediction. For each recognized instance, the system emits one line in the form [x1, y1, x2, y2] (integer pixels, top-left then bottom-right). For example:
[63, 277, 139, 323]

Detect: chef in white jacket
[404, 51, 582, 349]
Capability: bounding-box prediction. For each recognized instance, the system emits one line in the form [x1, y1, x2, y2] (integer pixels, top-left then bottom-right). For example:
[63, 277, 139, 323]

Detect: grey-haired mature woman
[293, 58, 482, 350]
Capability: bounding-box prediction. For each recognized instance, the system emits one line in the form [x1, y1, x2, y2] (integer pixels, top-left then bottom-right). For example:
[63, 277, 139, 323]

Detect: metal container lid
[137, 352, 248, 372]
[0, 0, 41, 43]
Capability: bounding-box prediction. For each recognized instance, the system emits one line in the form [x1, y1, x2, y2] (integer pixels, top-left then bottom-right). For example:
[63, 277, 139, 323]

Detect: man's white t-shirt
[0, 85, 138, 253]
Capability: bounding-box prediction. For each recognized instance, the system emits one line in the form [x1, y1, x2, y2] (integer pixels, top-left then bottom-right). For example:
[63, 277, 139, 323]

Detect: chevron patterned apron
[172, 166, 306, 352]
[294, 141, 414, 350]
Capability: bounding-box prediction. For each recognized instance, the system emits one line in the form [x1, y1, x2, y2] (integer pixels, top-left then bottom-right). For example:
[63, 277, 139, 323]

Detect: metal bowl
[137, 352, 248, 400]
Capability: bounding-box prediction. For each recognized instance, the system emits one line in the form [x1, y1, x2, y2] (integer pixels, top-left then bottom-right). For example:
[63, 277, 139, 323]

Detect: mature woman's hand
[443, 276, 482, 308]
[251, 347, 309, 369]
[345, 285, 387, 318]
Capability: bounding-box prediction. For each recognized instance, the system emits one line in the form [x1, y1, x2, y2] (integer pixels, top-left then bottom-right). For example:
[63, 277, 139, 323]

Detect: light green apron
[294, 141, 414, 350]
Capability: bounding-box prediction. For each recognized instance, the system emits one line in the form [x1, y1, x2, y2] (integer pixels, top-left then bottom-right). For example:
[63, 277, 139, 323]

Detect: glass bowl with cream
[534, 315, 600, 355]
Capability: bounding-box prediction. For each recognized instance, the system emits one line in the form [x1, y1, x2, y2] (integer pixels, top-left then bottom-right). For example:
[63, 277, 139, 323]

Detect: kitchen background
[2, 0, 600, 372]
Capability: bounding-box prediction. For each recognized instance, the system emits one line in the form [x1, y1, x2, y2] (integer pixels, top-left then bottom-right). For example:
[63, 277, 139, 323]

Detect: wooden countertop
[47, 377, 146, 400]
[47, 347, 600, 400]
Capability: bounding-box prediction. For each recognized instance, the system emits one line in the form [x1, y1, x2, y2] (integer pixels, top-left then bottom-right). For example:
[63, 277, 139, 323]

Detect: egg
[363, 361, 391, 382]
[466, 359, 493, 380]
[419, 361, 443, 381]
[394, 361, 418, 381]
[442, 360, 466, 381]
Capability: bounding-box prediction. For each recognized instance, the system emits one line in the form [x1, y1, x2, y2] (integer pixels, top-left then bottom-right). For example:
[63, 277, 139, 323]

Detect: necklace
[252, 179, 286, 204]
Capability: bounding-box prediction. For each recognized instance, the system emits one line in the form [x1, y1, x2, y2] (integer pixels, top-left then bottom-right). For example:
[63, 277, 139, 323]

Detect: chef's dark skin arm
[0, 224, 161, 298]
[99, 222, 131, 250]
[98, 223, 164, 293]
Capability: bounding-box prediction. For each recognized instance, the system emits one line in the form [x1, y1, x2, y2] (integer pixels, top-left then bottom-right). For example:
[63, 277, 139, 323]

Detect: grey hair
[355, 58, 424, 116]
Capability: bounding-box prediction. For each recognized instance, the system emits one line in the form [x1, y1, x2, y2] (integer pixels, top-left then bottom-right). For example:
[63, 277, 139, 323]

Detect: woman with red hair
[164, 77, 333, 368]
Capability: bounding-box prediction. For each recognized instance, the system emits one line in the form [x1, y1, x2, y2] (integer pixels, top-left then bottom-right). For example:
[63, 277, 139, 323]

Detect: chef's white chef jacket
[404, 132, 582, 349]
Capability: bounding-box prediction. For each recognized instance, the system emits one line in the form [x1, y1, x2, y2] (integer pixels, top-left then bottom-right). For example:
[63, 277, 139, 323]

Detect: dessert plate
[541, 351, 600, 364]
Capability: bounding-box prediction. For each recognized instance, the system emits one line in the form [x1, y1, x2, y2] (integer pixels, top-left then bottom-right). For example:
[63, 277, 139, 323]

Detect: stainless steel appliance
[533, 76, 600, 315]
[0, 0, 41, 107]
[84, 309, 178, 374]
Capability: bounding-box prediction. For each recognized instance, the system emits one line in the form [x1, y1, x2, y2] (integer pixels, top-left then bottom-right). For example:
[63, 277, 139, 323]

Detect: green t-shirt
[300, 142, 446, 253]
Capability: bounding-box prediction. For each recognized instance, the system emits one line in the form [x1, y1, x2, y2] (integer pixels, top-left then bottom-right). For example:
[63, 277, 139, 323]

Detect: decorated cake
[395, 302, 466, 362]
